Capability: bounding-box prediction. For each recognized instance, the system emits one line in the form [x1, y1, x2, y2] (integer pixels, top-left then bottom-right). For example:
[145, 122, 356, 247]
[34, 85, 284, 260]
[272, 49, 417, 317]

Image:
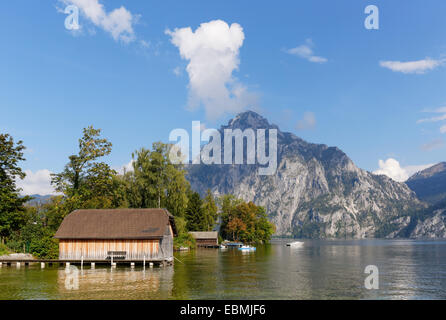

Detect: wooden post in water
[91, 262, 95, 269]
[40, 262, 45, 269]
[81, 256, 84, 269]
[143, 255, 146, 269]
[66, 262, 70, 268]
[16, 262, 21, 268]
[131, 262, 135, 268]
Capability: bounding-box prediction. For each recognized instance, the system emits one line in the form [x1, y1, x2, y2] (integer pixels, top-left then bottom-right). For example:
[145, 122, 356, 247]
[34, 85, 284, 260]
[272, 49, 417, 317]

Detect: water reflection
[57, 266, 174, 299]
[0, 240, 445, 300]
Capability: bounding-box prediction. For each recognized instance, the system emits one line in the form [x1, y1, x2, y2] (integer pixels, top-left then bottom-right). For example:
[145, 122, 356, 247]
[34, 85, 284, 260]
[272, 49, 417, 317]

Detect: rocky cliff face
[187, 111, 426, 238]
[411, 208, 446, 238]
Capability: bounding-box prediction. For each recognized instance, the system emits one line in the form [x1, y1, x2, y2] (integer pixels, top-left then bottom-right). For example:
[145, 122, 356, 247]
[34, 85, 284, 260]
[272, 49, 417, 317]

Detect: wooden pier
[0, 258, 172, 267]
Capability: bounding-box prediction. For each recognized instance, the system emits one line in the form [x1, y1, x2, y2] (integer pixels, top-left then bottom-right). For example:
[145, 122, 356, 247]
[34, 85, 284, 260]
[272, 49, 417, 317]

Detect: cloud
[115, 160, 134, 175]
[417, 106, 446, 134]
[166, 19, 258, 120]
[379, 58, 445, 74]
[285, 39, 327, 63]
[373, 158, 434, 182]
[61, 0, 138, 43]
[421, 138, 445, 151]
[417, 114, 446, 123]
[16, 169, 58, 196]
[139, 40, 150, 48]
[173, 66, 182, 77]
[296, 112, 316, 130]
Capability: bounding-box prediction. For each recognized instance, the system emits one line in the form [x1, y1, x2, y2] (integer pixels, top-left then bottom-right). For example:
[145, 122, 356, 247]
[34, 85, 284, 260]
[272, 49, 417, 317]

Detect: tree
[127, 142, 189, 216]
[51, 126, 119, 208]
[51, 126, 112, 197]
[202, 189, 218, 231]
[0, 134, 29, 240]
[220, 197, 275, 244]
[185, 192, 205, 231]
[226, 217, 246, 241]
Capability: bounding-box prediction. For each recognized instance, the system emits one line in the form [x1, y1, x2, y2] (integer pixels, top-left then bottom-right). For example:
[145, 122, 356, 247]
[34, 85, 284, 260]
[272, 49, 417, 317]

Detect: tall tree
[202, 189, 218, 231]
[0, 134, 29, 240]
[127, 142, 189, 216]
[185, 192, 205, 231]
[51, 126, 118, 208]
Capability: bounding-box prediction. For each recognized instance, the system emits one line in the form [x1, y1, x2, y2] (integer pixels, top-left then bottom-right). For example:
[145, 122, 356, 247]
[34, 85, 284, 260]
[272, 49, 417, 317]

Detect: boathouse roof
[54, 209, 177, 240]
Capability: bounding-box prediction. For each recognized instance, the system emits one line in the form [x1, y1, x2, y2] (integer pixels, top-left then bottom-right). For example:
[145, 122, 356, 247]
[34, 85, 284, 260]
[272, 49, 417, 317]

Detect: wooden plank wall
[196, 239, 218, 246]
[59, 239, 160, 260]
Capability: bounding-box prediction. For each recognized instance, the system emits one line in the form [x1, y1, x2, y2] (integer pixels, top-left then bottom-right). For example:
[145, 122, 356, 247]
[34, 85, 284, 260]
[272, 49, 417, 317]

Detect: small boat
[219, 245, 228, 250]
[238, 245, 256, 251]
[286, 241, 304, 248]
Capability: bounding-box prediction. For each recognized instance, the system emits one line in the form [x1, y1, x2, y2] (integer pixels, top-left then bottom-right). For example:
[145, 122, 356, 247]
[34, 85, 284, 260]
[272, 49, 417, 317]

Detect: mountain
[406, 162, 446, 205]
[187, 111, 426, 238]
[405, 163, 446, 238]
[410, 204, 446, 238]
[25, 194, 53, 206]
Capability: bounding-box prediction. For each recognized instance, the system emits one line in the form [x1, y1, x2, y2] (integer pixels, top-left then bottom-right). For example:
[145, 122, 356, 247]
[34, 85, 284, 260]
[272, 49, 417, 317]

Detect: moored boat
[286, 241, 304, 247]
[238, 245, 256, 251]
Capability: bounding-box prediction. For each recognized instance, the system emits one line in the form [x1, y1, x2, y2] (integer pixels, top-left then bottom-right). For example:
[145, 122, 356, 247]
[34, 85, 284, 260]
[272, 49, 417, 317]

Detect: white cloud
[16, 169, 58, 196]
[417, 106, 446, 134]
[166, 20, 257, 120]
[61, 0, 138, 43]
[115, 160, 134, 175]
[373, 158, 434, 182]
[379, 58, 445, 74]
[286, 39, 327, 64]
[173, 66, 182, 77]
[296, 112, 316, 130]
[417, 114, 446, 123]
[140, 40, 150, 48]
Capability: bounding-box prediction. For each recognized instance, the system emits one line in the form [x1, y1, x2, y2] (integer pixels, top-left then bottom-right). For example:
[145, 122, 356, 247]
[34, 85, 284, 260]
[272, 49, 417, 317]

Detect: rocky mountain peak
[187, 111, 424, 238]
[406, 162, 446, 205]
[224, 110, 279, 131]
[407, 162, 446, 181]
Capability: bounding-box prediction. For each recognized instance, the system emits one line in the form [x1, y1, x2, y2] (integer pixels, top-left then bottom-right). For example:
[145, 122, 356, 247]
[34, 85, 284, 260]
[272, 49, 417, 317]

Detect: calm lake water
[1, 239, 445, 300]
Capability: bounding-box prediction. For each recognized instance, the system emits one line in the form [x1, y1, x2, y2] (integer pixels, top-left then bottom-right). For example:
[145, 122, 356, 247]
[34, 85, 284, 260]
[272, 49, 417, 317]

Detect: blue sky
[1, 0, 446, 194]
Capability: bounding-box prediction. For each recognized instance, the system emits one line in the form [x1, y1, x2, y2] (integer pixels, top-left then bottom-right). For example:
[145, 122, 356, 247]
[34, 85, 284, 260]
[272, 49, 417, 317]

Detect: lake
[1, 239, 445, 300]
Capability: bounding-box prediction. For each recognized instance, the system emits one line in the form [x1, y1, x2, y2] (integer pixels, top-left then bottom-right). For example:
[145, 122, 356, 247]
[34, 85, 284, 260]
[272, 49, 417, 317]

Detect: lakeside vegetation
[0, 127, 275, 258]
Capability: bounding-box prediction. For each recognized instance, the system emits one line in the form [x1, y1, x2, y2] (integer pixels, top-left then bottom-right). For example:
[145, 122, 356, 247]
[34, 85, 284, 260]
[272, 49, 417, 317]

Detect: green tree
[173, 216, 196, 250]
[220, 197, 275, 244]
[51, 126, 119, 208]
[127, 142, 189, 216]
[0, 133, 29, 240]
[185, 192, 205, 231]
[51, 126, 112, 196]
[202, 189, 218, 231]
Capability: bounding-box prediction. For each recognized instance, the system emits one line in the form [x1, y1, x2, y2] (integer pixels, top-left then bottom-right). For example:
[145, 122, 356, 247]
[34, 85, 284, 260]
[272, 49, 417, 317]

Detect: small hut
[54, 209, 177, 264]
[189, 231, 219, 247]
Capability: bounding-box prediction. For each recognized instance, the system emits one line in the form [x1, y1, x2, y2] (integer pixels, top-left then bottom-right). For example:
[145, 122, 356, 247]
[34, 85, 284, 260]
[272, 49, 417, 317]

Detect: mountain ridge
[187, 110, 427, 238]
[406, 162, 446, 205]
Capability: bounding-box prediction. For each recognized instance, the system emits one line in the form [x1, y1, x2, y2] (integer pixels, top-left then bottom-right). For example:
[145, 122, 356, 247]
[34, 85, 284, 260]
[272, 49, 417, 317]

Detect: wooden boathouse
[54, 208, 177, 265]
[189, 231, 219, 247]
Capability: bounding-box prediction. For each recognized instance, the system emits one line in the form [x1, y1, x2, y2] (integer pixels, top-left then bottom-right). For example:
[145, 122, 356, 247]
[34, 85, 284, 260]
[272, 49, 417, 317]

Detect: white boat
[238, 245, 256, 251]
[286, 241, 304, 248]
[219, 245, 228, 250]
